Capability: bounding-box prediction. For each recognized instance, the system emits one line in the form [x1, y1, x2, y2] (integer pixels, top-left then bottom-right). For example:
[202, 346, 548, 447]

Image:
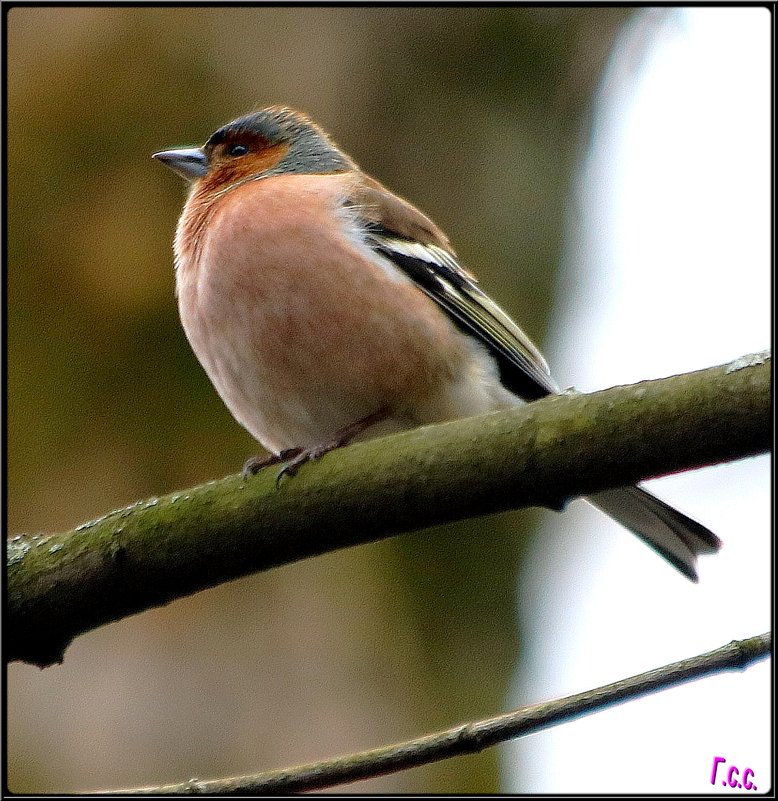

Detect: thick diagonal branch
[7, 353, 771, 667]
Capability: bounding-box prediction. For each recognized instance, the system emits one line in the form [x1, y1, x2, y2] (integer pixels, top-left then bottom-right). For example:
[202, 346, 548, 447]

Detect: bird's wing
[350, 176, 558, 400]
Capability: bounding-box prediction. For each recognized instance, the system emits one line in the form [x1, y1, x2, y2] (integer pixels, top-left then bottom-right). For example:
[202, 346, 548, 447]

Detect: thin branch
[99, 632, 771, 794]
[7, 353, 771, 668]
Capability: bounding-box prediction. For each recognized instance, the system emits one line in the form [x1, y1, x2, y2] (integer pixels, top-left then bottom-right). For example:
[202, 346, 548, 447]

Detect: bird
[153, 106, 721, 581]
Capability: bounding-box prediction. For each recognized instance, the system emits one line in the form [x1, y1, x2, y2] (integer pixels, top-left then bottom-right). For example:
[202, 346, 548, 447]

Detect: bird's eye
[227, 143, 249, 157]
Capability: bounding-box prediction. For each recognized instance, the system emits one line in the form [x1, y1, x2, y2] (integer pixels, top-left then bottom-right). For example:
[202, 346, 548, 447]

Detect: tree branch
[98, 632, 771, 794]
[7, 352, 770, 668]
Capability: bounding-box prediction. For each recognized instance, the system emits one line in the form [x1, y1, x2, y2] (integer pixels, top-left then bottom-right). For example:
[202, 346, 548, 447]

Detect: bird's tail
[586, 486, 722, 582]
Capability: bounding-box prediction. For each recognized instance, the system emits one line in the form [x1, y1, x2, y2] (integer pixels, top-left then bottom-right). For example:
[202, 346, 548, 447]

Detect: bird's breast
[173, 173, 487, 452]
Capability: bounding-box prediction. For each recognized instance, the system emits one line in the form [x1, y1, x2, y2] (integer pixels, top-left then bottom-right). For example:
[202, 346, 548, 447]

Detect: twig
[99, 632, 771, 794]
[7, 353, 771, 667]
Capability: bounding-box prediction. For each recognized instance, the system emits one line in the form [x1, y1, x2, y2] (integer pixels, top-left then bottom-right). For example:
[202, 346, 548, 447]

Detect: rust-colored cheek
[199, 142, 290, 197]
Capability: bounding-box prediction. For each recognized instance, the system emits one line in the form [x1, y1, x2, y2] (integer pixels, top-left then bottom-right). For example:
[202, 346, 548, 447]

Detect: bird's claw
[246, 408, 389, 487]
[274, 446, 328, 487]
[242, 448, 302, 481]
[275, 460, 300, 487]
[242, 455, 274, 480]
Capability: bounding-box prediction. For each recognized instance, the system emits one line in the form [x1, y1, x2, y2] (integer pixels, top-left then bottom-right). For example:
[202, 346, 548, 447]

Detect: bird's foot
[242, 448, 303, 480]
[275, 440, 346, 485]
[263, 407, 390, 487]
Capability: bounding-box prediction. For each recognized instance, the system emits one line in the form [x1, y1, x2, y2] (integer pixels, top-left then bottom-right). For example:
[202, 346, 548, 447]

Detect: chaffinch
[153, 106, 720, 580]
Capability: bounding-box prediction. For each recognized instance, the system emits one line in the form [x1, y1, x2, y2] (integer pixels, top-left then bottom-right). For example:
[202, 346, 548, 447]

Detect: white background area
[504, 8, 771, 794]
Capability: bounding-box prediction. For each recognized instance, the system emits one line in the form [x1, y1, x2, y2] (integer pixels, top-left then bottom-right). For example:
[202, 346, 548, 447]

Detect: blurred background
[6, 6, 769, 794]
[503, 8, 771, 793]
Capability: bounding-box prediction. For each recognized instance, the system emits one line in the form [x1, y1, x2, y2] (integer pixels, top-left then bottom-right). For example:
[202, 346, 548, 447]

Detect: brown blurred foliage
[5, 6, 630, 793]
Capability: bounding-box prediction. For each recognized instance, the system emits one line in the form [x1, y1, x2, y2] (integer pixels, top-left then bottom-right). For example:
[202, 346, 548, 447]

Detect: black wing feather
[367, 230, 557, 401]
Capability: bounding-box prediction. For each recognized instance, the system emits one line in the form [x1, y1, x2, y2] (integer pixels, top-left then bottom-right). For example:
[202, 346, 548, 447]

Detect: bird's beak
[152, 147, 209, 180]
